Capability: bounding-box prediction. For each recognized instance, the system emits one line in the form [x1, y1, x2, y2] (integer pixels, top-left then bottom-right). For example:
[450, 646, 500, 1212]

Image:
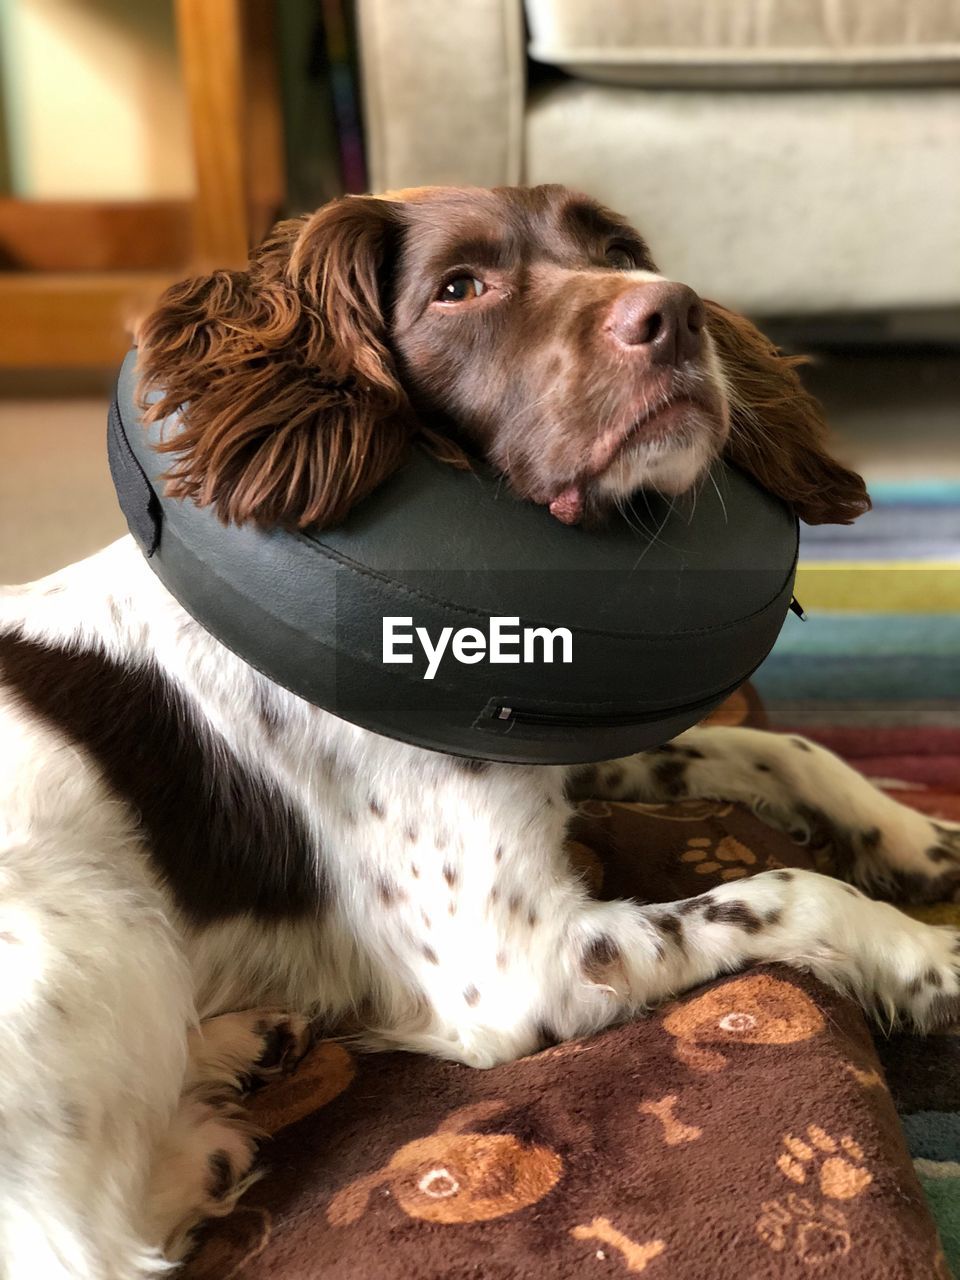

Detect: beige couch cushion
[358, 0, 526, 192]
[526, 0, 960, 85]
[525, 82, 960, 314]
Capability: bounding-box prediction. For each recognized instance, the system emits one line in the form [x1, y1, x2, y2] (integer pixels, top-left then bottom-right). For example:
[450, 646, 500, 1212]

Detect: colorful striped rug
[800, 480, 960, 566]
[754, 479, 960, 730]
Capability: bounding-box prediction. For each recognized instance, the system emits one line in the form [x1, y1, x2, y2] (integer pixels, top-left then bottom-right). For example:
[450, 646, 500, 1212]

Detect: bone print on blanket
[183, 797, 946, 1280]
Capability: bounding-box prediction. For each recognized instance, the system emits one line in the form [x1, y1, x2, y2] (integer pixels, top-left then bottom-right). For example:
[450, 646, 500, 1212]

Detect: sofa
[355, 0, 960, 320]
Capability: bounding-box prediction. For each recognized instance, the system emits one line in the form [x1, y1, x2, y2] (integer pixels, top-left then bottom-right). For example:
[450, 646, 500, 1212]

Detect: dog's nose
[606, 282, 705, 365]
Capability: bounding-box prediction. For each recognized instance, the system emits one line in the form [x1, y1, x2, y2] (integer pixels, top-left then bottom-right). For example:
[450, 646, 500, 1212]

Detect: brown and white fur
[1, 185, 958, 1277]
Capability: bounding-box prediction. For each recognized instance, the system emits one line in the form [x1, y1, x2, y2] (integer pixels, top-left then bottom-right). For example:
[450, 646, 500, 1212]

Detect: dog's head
[137, 184, 869, 529]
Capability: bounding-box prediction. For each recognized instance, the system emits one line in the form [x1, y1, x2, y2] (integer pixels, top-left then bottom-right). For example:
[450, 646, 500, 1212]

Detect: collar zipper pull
[789, 596, 807, 621]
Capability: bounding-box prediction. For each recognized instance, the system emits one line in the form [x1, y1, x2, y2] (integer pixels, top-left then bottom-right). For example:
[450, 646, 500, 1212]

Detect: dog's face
[389, 186, 726, 524]
[137, 184, 869, 531]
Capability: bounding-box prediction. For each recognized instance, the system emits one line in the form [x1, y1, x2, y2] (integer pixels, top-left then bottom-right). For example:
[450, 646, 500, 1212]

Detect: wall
[0, 0, 192, 197]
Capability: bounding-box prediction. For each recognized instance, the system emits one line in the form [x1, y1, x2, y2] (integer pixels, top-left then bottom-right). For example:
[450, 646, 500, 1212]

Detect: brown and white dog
[1, 185, 958, 1277]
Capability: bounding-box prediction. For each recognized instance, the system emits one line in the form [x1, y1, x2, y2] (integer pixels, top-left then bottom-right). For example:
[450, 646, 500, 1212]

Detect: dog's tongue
[548, 485, 584, 525]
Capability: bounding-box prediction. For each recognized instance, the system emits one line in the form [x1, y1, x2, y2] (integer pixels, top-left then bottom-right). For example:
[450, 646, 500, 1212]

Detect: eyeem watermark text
[383, 616, 573, 681]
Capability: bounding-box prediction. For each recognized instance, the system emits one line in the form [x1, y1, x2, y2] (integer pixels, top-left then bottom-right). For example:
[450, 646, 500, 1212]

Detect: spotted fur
[0, 171, 943, 1275]
[3, 540, 960, 1275]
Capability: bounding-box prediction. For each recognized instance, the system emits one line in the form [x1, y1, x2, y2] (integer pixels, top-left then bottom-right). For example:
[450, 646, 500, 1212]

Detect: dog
[1, 184, 958, 1277]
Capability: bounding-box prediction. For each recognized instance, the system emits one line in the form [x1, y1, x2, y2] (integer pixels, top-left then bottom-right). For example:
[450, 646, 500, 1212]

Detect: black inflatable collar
[108, 349, 798, 764]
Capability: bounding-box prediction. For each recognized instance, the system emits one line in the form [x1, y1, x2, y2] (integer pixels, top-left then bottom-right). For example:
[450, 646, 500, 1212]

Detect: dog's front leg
[381, 851, 960, 1067]
[572, 725, 960, 902]
[345, 759, 958, 1070]
[557, 869, 960, 1042]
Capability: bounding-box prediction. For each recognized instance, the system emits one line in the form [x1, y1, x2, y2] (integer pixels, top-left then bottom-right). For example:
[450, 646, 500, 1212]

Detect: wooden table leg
[175, 0, 285, 269]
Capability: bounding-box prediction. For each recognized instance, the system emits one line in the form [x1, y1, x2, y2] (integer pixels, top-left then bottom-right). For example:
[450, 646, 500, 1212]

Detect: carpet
[754, 479, 960, 730]
[798, 480, 960, 566]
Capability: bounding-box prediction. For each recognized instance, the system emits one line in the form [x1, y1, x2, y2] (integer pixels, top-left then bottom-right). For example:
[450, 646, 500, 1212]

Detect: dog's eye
[604, 244, 636, 270]
[438, 276, 485, 302]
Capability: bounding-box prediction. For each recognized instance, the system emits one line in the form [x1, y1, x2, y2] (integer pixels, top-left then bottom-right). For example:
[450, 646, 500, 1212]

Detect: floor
[1, 394, 126, 584]
[1, 352, 959, 585]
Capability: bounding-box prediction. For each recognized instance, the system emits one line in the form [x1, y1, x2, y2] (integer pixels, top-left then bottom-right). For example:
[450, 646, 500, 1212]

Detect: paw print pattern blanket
[183, 690, 951, 1280]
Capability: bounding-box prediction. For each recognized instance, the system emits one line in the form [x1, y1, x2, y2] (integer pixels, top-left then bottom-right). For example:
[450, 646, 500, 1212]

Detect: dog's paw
[868, 922, 960, 1032]
[187, 1008, 313, 1092]
[842, 816, 960, 906]
[928, 822, 960, 873]
[248, 1011, 314, 1081]
[148, 1097, 260, 1261]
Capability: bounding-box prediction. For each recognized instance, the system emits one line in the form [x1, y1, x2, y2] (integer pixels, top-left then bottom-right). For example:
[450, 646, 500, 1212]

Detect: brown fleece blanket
[184, 691, 946, 1280]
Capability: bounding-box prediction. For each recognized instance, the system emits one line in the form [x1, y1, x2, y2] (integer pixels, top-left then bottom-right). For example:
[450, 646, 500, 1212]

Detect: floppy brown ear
[705, 300, 870, 525]
[136, 196, 414, 528]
